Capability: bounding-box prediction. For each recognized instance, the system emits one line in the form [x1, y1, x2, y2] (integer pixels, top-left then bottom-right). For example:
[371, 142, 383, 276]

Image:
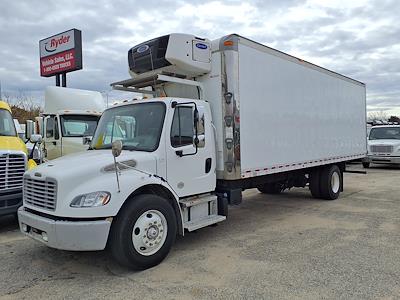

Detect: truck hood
[368, 139, 400, 146]
[0, 136, 27, 153]
[29, 149, 158, 180]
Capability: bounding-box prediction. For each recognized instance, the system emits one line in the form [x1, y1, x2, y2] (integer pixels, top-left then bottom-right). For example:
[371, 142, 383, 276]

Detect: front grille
[370, 145, 393, 153]
[23, 177, 57, 211]
[0, 153, 26, 190]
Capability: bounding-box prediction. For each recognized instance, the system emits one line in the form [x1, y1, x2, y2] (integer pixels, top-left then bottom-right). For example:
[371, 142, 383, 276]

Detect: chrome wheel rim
[331, 171, 340, 194]
[132, 210, 168, 256]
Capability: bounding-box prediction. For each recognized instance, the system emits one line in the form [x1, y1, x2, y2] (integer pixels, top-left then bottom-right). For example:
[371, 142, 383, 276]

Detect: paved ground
[0, 164, 399, 299]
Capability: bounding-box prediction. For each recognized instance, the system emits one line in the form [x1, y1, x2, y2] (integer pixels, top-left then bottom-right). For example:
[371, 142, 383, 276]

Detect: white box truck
[18, 34, 366, 270]
[28, 86, 105, 160]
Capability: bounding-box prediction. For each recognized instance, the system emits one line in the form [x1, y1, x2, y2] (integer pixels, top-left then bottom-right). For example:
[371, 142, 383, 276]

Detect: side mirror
[83, 136, 92, 145]
[193, 134, 205, 148]
[30, 134, 42, 144]
[26, 120, 35, 140]
[112, 140, 123, 158]
[35, 117, 44, 136]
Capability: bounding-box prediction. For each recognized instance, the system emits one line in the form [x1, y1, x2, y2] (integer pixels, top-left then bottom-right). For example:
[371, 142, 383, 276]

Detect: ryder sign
[39, 29, 82, 77]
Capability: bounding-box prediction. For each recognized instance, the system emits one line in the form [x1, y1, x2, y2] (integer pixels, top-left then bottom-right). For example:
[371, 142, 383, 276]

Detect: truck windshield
[369, 127, 400, 140]
[60, 115, 100, 137]
[0, 109, 17, 137]
[91, 102, 166, 152]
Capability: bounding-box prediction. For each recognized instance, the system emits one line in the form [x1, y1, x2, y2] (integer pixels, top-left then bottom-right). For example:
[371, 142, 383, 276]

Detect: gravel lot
[0, 164, 399, 299]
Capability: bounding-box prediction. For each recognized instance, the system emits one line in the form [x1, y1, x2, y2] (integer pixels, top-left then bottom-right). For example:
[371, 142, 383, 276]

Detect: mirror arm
[28, 142, 37, 160]
[175, 145, 198, 157]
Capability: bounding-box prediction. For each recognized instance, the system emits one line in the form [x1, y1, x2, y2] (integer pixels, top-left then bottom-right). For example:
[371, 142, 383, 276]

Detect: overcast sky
[0, 0, 399, 115]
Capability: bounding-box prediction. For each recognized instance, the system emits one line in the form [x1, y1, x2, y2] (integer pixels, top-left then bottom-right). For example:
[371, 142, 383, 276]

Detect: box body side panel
[237, 42, 366, 176]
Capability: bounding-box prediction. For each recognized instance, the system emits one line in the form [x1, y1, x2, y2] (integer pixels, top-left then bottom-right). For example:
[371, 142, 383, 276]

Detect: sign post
[39, 29, 82, 87]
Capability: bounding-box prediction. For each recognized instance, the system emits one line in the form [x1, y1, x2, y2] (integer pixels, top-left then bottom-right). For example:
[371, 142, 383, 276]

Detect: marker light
[41, 232, 48, 242]
[224, 40, 234, 46]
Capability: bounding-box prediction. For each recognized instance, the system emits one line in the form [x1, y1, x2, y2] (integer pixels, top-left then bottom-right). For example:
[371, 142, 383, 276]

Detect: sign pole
[56, 74, 60, 86]
[62, 72, 67, 87]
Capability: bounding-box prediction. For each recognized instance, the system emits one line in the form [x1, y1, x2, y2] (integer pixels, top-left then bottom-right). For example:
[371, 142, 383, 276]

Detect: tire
[319, 165, 342, 200]
[109, 194, 177, 270]
[309, 168, 321, 198]
[362, 162, 370, 168]
[258, 183, 282, 194]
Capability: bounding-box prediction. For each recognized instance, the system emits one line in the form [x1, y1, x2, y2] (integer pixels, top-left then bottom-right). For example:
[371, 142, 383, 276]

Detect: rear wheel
[319, 165, 342, 200]
[362, 162, 370, 168]
[258, 183, 282, 194]
[109, 194, 177, 270]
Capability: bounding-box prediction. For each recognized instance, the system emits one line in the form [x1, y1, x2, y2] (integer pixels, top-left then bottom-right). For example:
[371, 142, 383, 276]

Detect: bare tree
[1, 91, 42, 123]
[368, 111, 388, 122]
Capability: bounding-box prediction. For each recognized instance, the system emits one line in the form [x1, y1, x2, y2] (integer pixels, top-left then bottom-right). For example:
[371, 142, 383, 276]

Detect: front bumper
[363, 155, 400, 165]
[18, 207, 112, 251]
[0, 188, 22, 217]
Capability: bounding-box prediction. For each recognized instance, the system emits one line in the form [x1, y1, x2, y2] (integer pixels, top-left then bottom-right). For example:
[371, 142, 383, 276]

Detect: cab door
[44, 116, 61, 160]
[166, 103, 216, 197]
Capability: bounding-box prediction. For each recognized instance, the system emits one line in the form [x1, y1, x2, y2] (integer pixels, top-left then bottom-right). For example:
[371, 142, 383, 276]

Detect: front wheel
[109, 194, 177, 270]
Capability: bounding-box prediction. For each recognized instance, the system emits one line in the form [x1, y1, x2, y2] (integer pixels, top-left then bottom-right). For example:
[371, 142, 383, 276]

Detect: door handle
[205, 158, 212, 173]
[52, 141, 57, 145]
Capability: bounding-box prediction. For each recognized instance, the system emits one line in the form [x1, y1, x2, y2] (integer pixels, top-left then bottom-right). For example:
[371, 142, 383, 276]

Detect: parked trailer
[18, 33, 366, 270]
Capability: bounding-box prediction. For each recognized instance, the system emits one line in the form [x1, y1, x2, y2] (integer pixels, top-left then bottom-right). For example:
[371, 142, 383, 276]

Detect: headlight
[70, 191, 111, 208]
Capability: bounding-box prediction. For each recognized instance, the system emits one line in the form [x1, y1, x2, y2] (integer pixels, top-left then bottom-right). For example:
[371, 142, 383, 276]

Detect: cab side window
[46, 117, 55, 138]
[54, 117, 60, 140]
[46, 117, 60, 139]
[170, 107, 194, 147]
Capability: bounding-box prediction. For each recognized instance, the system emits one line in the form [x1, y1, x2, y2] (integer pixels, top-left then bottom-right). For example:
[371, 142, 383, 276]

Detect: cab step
[184, 215, 226, 232]
[180, 194, 226, 232]
[179, 194, 217, 208]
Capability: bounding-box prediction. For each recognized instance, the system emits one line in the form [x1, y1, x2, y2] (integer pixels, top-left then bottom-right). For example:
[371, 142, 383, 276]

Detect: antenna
[111, 140, 122, 193]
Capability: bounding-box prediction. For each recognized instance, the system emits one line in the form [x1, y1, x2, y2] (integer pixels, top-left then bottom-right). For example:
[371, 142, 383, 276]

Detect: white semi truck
[18, 33, 366, 270]
[363, 125, 400, 167]
[28, 86, 104, 160]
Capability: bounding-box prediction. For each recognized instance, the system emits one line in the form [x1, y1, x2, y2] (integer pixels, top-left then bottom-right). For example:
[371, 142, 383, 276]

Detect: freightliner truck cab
[31, 86, 104, 161]
[18, 34, 224, 270]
